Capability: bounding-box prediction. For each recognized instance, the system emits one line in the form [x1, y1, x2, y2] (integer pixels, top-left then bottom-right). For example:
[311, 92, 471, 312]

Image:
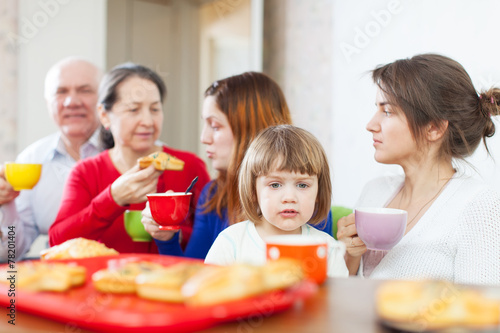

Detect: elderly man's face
[45, 60, 100, 142]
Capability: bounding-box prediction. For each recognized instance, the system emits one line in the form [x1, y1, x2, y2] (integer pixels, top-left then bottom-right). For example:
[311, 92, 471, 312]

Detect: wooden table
[205, 277, 389, 333]
[0, 277, 393, 333]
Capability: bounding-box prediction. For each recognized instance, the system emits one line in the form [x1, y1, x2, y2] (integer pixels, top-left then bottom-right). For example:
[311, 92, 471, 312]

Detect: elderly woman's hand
[0, 166, 19, 205]
[110, 164, 162, 206]
[337, 213, 367, 275]
[141, 200, 177, 241]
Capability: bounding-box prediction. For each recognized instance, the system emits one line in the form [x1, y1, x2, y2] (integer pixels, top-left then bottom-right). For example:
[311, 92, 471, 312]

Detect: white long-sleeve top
[205, 220, 349, 278]
[358, 173, 500, 286]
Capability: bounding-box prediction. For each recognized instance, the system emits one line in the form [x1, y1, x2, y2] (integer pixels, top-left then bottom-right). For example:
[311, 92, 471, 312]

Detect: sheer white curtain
[0, 0, 18, 161]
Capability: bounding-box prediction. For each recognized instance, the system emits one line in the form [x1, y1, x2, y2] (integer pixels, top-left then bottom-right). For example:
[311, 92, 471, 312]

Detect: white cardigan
[358, 173, 500, 286]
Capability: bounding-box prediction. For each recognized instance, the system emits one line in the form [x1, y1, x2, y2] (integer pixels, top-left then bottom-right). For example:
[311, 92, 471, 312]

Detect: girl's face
[256, 169, 318, 235]
[200, 96, 235, 172]
[366, 87, 417, 165]
[101, 77, 163, 153]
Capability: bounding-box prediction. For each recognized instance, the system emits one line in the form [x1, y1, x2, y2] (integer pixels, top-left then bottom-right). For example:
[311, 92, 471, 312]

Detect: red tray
[0, 254, 317, 332]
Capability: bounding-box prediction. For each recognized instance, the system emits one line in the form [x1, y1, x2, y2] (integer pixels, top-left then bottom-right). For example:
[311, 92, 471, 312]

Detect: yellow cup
[4, 163, 42, 191]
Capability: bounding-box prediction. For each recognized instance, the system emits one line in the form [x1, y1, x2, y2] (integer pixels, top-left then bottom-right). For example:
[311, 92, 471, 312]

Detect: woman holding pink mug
[337, 54, 500, 285]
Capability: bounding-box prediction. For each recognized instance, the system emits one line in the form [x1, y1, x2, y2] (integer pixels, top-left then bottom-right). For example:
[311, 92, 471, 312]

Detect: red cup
[265, 235, 328, 284]
[146, 192, 192, 230]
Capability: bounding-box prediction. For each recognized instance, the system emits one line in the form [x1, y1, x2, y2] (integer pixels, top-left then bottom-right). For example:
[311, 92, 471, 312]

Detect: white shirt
[358, 173, 500, 286]
[205, 220, 349, 278]
[0, 130, 101, 261]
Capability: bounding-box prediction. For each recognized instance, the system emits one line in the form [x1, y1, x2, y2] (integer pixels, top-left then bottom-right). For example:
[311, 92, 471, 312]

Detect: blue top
[156, 180, 333, 259]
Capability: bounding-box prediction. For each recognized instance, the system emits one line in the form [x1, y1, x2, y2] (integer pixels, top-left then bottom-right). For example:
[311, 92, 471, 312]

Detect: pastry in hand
[137, 152, 185, 171]
[92, 261, 163, 294]
[0, 262, 86, 292]
[40, 237, 119, 260]
[136, 262, 205, 302]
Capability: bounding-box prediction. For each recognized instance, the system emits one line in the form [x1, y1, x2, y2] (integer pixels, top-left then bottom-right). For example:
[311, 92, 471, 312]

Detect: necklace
[398, 178, 451, 228]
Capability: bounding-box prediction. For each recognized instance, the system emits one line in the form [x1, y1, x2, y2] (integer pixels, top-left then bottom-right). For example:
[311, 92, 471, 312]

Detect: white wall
[331, 0, 500, 207]
[13, 0, 500, 209]
[16, 0, 106, 153]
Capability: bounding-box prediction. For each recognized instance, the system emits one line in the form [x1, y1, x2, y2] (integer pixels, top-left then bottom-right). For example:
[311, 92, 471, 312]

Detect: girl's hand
[337, 213, 367, 257]
[111, 164, 161, 206]
[0, 166, 19, 205]
[141, 200, 177, 241]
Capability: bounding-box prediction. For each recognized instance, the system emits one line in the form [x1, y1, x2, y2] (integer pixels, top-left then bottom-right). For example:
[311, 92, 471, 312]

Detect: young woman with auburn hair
[202, 72, 293, 225]
[142, 72, 333, 258]
[337, 54, 500, 285]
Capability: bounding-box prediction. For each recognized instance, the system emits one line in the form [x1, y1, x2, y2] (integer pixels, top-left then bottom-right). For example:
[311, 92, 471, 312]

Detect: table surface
[0, 277, 397, 333]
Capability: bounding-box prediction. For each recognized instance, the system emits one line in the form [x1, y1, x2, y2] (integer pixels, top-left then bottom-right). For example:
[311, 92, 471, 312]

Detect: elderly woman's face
[200, 96, 234, 172]
[103, 77, 163, 153]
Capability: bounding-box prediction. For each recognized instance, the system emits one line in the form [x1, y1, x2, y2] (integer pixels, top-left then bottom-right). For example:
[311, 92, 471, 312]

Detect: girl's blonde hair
[239, 125, 332, 225]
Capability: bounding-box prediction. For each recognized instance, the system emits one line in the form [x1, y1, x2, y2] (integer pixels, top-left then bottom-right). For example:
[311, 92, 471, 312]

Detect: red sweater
[49, 146, 210, 254]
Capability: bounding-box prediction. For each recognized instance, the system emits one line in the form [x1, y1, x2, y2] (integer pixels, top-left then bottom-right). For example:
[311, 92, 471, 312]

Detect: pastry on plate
[182, 263, 265, 306]
[40, 238, 119, 260]
[262, 258, 304, 291]
[0, 262, 86, 292]
[376, 280, 500, 331]
[136, 261, 205, 302]
[137, 152, 184, 171]
[92, 261, 163, 294]
[181, 259, 305, 306]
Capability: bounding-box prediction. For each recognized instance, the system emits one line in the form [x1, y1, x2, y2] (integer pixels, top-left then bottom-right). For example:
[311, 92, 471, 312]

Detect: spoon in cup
[185, 176, 198, 194]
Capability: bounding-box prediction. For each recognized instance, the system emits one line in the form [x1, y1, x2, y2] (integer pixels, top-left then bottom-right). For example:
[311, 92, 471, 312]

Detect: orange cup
[265, 235, 328, 284]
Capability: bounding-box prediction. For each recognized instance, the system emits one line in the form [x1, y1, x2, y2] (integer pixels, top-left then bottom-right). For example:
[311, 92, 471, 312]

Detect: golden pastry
[182, 264, 266, 306]
[0, 262, 86, 292]
[137, 152, 184, 171]
[40, 238, 119, 260]
[92, 261, 163, 294]
[136, 262, 205, 302]
[376, 280, 500, 331]
[262, 258, 304, 291]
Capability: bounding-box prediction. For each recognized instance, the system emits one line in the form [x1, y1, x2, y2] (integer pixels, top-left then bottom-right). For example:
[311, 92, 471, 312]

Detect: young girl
[205, 125, 348, 277]
[143, 72, 333, 259]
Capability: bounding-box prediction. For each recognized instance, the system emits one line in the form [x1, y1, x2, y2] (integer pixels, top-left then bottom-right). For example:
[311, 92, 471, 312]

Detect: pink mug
[355, 207, 407, 251]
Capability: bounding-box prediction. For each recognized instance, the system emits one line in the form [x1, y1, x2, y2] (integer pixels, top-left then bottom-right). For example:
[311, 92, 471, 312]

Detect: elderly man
[0, 57, 103, 260]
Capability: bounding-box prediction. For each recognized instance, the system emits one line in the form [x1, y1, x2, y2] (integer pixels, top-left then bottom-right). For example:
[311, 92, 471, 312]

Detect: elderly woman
[49, 63, 210, 253]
